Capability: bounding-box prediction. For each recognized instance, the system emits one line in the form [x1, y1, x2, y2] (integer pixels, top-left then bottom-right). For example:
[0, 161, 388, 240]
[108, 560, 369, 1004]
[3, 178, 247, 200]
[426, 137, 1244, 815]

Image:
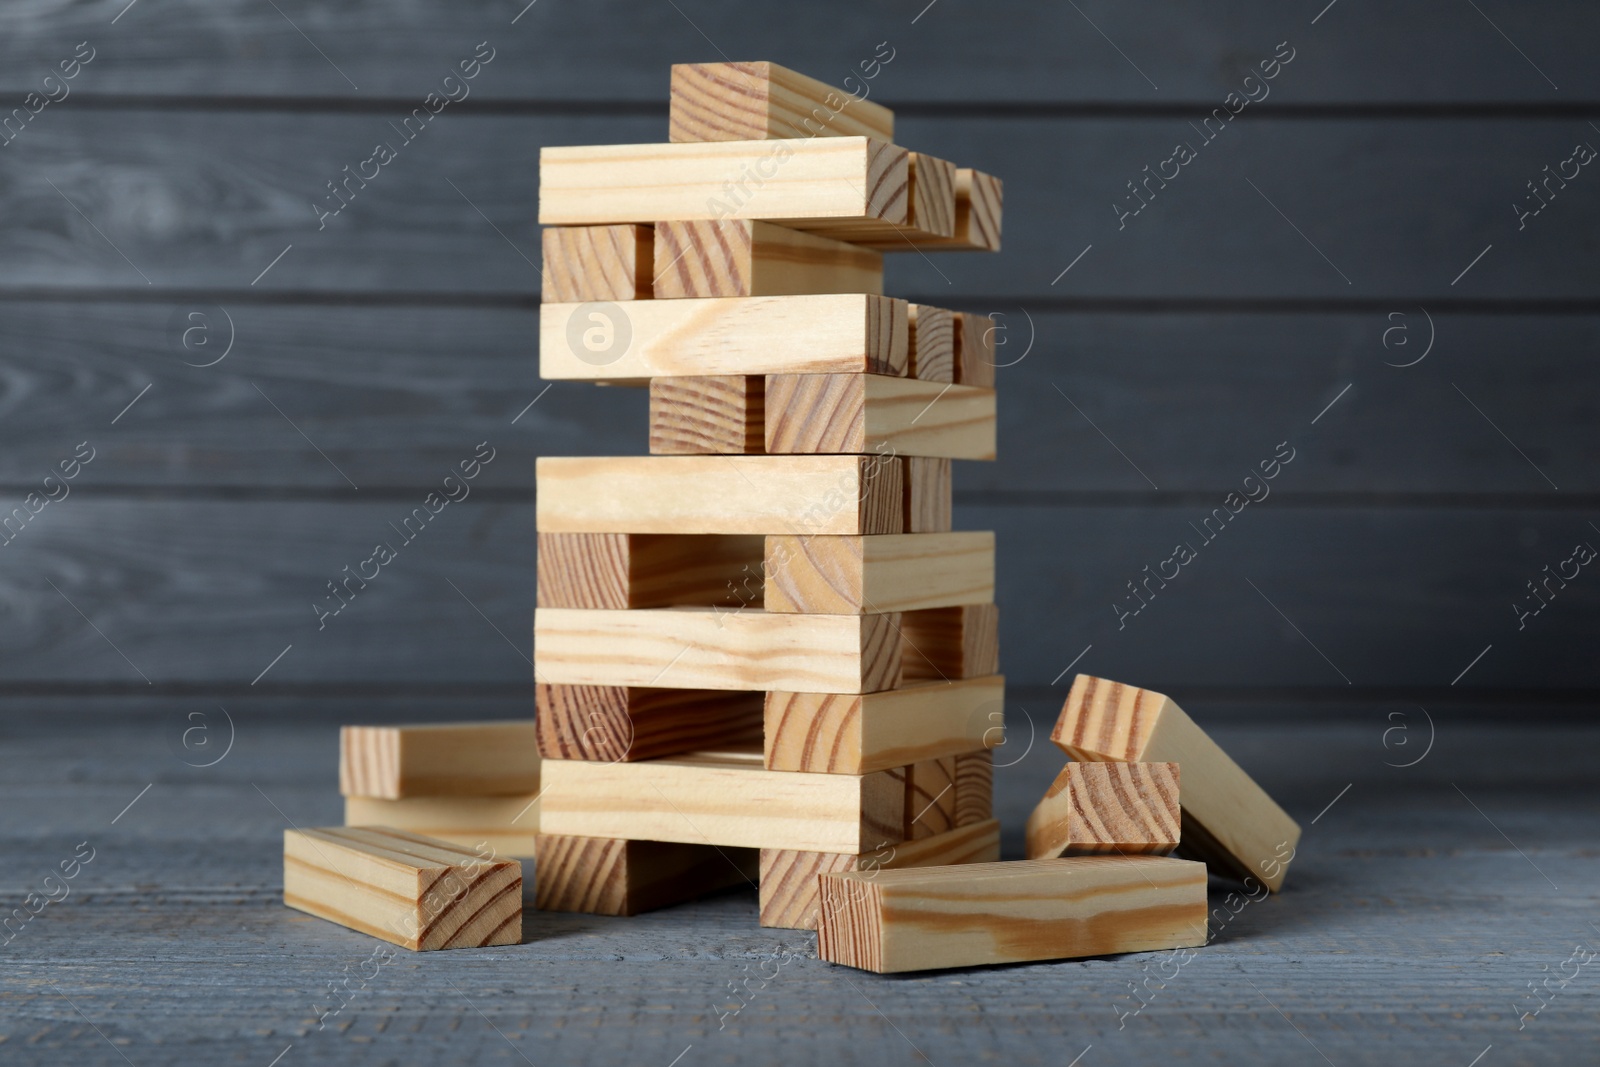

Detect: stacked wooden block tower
[531, 61, 1007, 926]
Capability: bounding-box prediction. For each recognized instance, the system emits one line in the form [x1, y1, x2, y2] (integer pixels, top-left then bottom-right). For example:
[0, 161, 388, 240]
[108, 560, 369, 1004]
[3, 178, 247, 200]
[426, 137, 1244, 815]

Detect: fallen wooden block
[283, 826, 521, 950]
[918, 169, 1003, 252]
[535, 684, 763, 762]
[1053, 674, 1302, 891]
[539, 748, 905, 853]
[817, 855, 1207, 973]
[804, 152, 957, 245]
[535, 455, 902, 536]
[907, 304, 955, 382]
[763, 532, 994, 615]
[339, 721, 538, 799]
[536, 834, 758, 916]
[669, 61, 894, 143]
[653, 220, 882, 299]
[534, 607, 901, 694]
[955, 312, 997, 387]
[900, 603, 999, 681]
[764, 374, 995, 460]
[1026, 761, 1181, 860]
[648, 376, 765, 455]
[539, 294, 906, 382]
[760, 819, 1000, 930]
[344, 794, 539, 858]
[536, 532, 764, 609]
[541, 224, 653, 303]
[904, 456, 952, 533]
[764, 676, 1003, 774]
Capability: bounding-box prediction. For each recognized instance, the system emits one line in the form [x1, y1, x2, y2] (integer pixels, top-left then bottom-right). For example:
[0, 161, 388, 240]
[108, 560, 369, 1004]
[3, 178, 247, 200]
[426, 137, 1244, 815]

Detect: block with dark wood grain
[648, 376, 765, 455]
[535, 684, 763, 762]
[764, 373, 995, 460]
[1025, 761, 1181, 859]
[536, 834, 758, 916]
[541, 224, 654, 303]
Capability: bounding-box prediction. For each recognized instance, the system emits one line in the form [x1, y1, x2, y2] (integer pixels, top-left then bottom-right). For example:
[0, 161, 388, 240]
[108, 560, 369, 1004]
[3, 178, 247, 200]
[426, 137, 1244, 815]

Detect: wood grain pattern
[541, 224, 653, 302]
[764, 373, 996, 459]
[906, 757, 958, 839]
[536, 532, 766, 609]
[904, 457, 952, 533]
[343, 795, 540, 858]
[669, 61, 895, 143]
[339, 722, 538, 799]
[918, 169, 1004, 252]
[283, 826, 521, 951]
[652, 219, 883, 298]
[649, 376, 765, 454]
[1053, 674, 1302, 891]
[803, 152, 958, 245]
[539, 294, 907, 381]
[953, 750, 994, 828]
[907, 304, 955, 382]
[759, 819, 1000, 930]
[955, 312, 998, 387]
[535, 684, 763, 762]
[900, 604, 1000, 681]
[1025, 761, 1181, 860]
[535, 834, 758, 916]
[763, 532, 994, 614]
[817, 855, 1208, 973]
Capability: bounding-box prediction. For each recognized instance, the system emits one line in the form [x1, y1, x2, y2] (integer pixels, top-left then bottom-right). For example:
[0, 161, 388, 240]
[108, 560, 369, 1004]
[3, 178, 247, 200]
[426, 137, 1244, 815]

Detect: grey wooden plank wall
[0, 0, 1596, 713]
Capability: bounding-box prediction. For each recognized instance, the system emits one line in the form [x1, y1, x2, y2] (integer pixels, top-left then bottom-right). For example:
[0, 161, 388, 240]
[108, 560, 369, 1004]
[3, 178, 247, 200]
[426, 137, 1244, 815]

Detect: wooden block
[283, 826, 521, 951]
[904, 457, 952, 533]
[535, 455, 903, 536]
[907, 304, 954, 383]
[1053, 674, 1303, 891]
[1026, 761, 1181, 860]
[817, 855, 1208, 973]
[535, 684, 763, 762]
[538, 137, 907, 228]
[803, 153, 958, 245]
[653, 220, 882, 299]
[759, 819, 1000, 930]
[344, 795, 539, 858]
[536, 834, 758, 916]
[955, 312, 997, 388]
[536, 532, 766, 609]
[539, 294, 906, 382]
[649, 376, 765, 455]
[764, 374, 995, 460]
[899, 604, 999, 681]
[533, 607, 901, 694]
[669, 61, 895, 143]
[906, 758, 957, 839]
[538, 749, 906, 853]
[541, 224, 653, 303]
[339, 721, 538, 799]
[764, 675, 1003, 774]
[953, 750, 994, 827]
[918, 169, 1003, 252]
[764, 532, 993, 615]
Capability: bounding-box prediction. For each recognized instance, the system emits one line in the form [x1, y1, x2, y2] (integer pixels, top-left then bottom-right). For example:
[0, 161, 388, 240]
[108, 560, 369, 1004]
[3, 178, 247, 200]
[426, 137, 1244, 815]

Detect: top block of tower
[670, 61, 894, 143]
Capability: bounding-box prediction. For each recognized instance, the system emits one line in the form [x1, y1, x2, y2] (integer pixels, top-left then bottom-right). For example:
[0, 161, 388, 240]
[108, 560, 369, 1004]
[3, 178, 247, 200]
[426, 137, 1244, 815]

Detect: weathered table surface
[1, 708, 1594, 1066]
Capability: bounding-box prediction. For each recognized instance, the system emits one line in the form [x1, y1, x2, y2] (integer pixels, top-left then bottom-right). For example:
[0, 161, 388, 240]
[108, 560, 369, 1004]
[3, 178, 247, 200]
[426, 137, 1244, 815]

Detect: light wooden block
[919, 169, 1003, 252]
[764, 675, 1003, 774]
[818, 855, 1208, 973]
[900, 604, 999, 681]
[669, 61, 895, 143]
[955, 312, 997, 387]
[535, 455, 903, 536]
[907, 304, 954, 383]
[536, 532, 765, 609]
[649, 376, 765, 455]
[759, 819, 1000, 930]
[653, 220, 882, 298]
[804, 152, 958, 245]
[539, 294, 906, 382]
[1026, 762, 1181, 860]
[953, 750, 994, 827]
[538, 137, 907, 228]
[538, 749, 906, 853]
[906, 757, 958, 839]
[904, 456, 952, 533]
[344, 795, 539, 858]
[283, 826, 521, 951]
[536, 834, 758, 916]
[339, 721, 538, 799]
[764, 532, 994, 614]
[535, 684, 764, 762]
[764, 374, 995, 460]
[541, 224, 653, 303]
[1053, 674, 1303, 891]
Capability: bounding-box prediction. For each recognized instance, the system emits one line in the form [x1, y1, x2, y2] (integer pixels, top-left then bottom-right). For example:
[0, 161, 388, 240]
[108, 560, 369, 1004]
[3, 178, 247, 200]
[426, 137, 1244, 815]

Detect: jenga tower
[531, 61, 1006, 927]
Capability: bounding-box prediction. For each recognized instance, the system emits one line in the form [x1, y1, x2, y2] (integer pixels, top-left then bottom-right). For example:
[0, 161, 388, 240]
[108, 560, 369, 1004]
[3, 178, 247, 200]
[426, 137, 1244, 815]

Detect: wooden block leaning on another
[537, 834, 759, 917]
[817, 855, 1207, 973]
[764, 532, 994, 615]
[669, 61, 895, 143]
[344, 794, 539, 859]
[283, 826, 521, 950]
[1054, 673, 1302, 891]
[764, 374, 995, 460]
[654, 220, 882, 299]
[536, 684, 763, 763]
[765, 675, 1003, 774]
[340, 721, 538, 799]
[536, 532, 765, 608]
[541, 224, 652, 303]
[1026, 762, 1180, 860]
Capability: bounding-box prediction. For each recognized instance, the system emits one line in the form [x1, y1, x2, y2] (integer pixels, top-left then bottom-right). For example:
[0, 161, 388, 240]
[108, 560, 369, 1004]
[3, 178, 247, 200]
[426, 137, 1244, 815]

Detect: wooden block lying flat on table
[653, 220, 883, 299]
[541, 224, 653, 303]
[539, 749, 906, 853]
[538, 138, 907, 228]
[953, 750, 994, 827]
[900, 604, 999, 681]
[649, 376, 765, 455]
[669, 61, 895, 143]
[1026, 761, 1181, 860]
[760, 819, 1000, 930]
[764, 532, 994, 615]
[536, 532, 765, 609]
[907, 304, 954, 382]
[904, 457, 952, 533]
[818, 855, 1208, 973]
[539, 294, 906, 381]
[804, 152, 957, 246]
[534, 607, 901, 694]
[955, 312, 997, 388]
[764, 374, 996, 460]
[284, 826, 521, 951]
[535, 455, 902, 536]
[536, 834, 758, 916]
[535, 684, 764, 762]
[339, 722, 538, 799]
[1054, 674, 1303, 891]
[344, 795, 539, 858]
[764, 675, 1003, 774]
[918, 169, 1003, 252]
